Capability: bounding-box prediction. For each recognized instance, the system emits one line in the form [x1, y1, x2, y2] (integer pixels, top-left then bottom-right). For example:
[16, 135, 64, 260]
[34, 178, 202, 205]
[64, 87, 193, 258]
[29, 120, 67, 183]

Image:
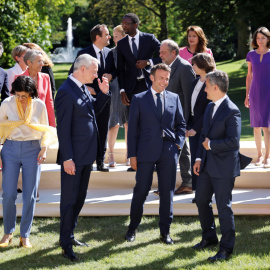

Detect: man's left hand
[202, 137, 210, 150]
[98, 77, 109, 94]
[103, 73, 113, 82]
[130, 157, 137, 171]
[136, 60, 148, 69]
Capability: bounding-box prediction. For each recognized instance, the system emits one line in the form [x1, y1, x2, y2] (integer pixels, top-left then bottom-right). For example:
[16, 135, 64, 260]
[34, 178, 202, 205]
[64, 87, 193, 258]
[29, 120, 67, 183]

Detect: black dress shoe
[125, 229, 136, 242]
[62, 246, 78, 261]
[160, 233, 174, 245]
[192, 238, 218, 250]
[127, 167, 135, 172]
[59, 238, 89, 247]
[208, 250, 231, 262]
[97, 163, 109, 172]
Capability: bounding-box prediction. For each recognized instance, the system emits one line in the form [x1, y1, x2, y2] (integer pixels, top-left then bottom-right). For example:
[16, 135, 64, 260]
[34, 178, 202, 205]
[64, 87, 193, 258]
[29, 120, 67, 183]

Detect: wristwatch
[147, 61, 151, 66]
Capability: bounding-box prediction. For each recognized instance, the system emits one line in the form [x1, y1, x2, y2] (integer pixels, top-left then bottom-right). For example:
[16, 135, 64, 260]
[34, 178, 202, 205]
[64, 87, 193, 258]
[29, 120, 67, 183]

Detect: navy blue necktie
[131, 37, 138, 59]
[132, 37, 142, 77]
[156, 93, 162, 120]
[209, 103, 215, 124]
[99, 51, 105, 72]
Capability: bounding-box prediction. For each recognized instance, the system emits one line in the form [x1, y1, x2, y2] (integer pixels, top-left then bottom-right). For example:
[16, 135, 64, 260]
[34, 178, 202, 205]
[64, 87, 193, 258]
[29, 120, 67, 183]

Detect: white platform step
[0, 188, 269, 217]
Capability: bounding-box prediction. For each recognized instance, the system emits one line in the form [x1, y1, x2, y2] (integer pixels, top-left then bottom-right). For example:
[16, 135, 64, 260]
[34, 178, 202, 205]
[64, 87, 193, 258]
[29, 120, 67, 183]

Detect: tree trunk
[158, 2, 168, 41]
[236, 18, 250, 59]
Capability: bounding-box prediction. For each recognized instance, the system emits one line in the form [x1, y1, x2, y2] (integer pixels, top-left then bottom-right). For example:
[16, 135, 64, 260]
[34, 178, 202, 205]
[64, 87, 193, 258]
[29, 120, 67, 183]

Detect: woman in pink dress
[179, 26, 214, 64]
[245, 27, 270, 168]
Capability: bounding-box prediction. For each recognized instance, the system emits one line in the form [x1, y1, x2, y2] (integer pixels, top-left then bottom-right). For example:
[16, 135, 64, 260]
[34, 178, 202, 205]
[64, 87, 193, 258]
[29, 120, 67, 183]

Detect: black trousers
[96, 101, 110, 165]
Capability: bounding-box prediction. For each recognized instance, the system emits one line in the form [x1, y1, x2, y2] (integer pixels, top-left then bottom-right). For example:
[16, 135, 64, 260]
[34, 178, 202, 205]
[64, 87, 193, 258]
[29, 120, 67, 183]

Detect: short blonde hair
[113, 25, 125, 37]
[23, 43, 54, 67]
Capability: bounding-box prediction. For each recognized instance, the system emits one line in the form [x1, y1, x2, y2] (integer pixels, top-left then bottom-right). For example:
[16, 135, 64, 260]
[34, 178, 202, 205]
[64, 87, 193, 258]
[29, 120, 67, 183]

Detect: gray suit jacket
[166, 56, 195, 122]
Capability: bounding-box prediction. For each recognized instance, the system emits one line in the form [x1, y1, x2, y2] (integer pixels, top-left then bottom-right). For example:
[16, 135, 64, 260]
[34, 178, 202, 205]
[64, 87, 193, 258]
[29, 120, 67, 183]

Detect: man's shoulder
[117, 36, 128, 47]
[77, 45, 94, 56]
[134, 89, 149, 99]
[226, 97, 240, 112]
[175, 56, 192, 67]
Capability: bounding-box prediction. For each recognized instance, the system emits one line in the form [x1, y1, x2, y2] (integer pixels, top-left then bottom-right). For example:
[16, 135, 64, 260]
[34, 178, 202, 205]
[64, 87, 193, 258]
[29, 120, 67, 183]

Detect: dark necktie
[209, 103, 215, 123]
[131, 37, 138, 59]
[156, 93, 162, 120]
[81, 85, 90, 100]
[99, 51, 104, 71]
[132, 37, 142, 77]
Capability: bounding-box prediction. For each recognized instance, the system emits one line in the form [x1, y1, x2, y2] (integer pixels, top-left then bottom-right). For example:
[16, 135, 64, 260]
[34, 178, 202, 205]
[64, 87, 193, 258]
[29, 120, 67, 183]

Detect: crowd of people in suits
[0, 12, 268, 262]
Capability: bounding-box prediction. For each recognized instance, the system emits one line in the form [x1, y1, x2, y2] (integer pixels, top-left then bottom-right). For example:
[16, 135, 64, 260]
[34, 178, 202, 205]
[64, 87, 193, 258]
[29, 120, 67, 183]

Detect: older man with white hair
[55, 54, 111, 261]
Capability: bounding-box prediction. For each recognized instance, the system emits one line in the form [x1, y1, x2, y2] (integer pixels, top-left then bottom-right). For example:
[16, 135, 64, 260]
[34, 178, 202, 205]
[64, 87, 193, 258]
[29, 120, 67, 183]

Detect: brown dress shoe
[174, 186, 193, 195]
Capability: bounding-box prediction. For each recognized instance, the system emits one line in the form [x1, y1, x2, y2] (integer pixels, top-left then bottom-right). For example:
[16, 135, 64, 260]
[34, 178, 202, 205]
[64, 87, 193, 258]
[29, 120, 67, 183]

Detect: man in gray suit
[154, 39, 195, 196]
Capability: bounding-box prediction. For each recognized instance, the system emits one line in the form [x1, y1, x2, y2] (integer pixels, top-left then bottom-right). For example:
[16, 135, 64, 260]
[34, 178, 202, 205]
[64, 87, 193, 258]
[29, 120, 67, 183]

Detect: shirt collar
[128, 30, 140, 42]
[169, 56, 178, 67]
[69, 74, 83, 89]
[151, 87, 164, 97]
[93, 43, 102, 55]
[214, 94, 227, 107]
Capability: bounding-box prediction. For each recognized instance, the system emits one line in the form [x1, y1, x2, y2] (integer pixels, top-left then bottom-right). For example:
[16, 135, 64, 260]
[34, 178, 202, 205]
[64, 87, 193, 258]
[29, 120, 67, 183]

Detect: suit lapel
[194, 83, 206, 108]
[137, 32, 144, 59]
[207, 98, 228, 135]
[162, 90, 169, 120]
[123, 36, 136, 60]
[67, 78, 95, 116]
[146, 89, 160, 121]
[170, 56, 180, 79]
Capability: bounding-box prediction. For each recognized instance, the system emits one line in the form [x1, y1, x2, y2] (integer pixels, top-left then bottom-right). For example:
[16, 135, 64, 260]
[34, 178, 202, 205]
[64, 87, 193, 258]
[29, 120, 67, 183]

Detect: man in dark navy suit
[193, 71, 241, 262]
[117, 13, 161, 104]
[125, 64, 186, 244]
[0, 42, 9, 103]
[70, 24, 116, 172]
[56, 54, 111, 261]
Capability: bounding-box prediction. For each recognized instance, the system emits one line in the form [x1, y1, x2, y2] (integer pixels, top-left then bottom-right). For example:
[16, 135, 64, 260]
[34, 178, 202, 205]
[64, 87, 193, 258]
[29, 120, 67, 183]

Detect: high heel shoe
[0, 233, 13, 247]
[19, 236, 32, 248]
[108, 153, 116, 167]
[255, 156, 264, 166]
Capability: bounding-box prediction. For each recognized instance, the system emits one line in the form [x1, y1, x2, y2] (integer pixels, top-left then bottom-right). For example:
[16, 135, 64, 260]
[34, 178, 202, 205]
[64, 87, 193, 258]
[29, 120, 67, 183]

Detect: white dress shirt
[191, 79, 205, 116]
[93, 44, 105, 68]
[151, 87, 164, 114]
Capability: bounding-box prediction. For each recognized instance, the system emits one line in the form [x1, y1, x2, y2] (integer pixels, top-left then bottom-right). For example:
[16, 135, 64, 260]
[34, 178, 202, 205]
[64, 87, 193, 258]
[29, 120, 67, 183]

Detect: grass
[52, 59, 252, 142]
[0, 216, 269, 269]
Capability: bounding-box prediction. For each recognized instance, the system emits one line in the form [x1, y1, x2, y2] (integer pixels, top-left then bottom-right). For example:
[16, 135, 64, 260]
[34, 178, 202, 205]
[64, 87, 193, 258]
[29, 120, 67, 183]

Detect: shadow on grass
[0, 216, 269, 269]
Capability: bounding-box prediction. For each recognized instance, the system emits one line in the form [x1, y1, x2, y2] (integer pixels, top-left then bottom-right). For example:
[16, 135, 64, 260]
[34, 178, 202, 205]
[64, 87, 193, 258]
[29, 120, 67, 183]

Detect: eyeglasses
[15, 94, 29, 100]
[121, 22, 134, 26]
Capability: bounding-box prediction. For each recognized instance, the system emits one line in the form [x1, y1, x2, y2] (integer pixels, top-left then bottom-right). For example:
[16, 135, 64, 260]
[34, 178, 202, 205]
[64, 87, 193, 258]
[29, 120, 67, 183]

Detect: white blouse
[191, 79, 205, 116]
[0, 96, 49, 142]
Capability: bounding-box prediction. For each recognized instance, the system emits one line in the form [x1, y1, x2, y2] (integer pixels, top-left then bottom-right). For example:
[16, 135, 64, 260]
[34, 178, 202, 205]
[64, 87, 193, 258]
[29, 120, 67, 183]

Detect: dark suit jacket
[187, 78, 210, 132]
[128, 89, 186, 162]
[117, 32, 161, 94]
[55, 77, 111, 166]
[196, 96, 241, 178]
[69, 44, 116, 93]
[166, 56, 195, 122]
[0, 68, 9, 104]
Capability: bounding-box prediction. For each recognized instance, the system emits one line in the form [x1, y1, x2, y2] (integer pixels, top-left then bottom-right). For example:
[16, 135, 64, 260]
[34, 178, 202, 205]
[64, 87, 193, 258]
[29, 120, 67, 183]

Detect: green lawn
[52, 59, 252, 141]
[0, 216, 269, 269]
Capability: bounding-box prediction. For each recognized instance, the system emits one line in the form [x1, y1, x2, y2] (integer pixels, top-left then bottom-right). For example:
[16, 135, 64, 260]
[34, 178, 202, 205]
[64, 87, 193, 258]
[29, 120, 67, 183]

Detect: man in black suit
[155, 39, 195, 196]
[117, 13, 161, 171]
[69, 24, 116, 172]
[56, 54, 111, 261]
[117, 13, 161, 104]
[193, 71, 241, 261]
[0, 42, 9, 103]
